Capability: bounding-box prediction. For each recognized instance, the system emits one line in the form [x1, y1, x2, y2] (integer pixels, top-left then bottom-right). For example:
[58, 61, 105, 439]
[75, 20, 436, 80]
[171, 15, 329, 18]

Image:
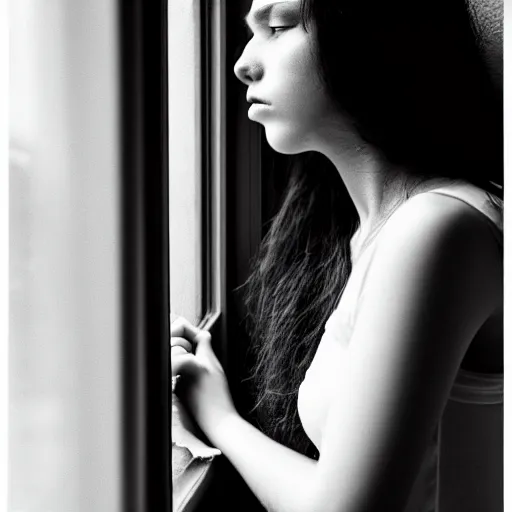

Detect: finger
[171, 316, 201, 340]
[171, 346, 189, 357]
[170, 336, 194, 353]
[193, 330, 213, 358]
[193, 331, 224, 372]
[171, 352, 199, 377]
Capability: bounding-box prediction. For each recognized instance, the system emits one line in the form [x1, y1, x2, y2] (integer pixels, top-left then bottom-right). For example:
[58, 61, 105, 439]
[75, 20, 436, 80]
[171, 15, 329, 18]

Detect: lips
[248, 102, 271, 120]
[247, 95, 269, 105]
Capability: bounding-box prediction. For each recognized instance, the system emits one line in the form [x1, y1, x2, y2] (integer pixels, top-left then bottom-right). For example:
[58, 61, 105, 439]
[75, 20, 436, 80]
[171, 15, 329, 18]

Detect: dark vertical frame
[119, 1, 170, 511]
[201, 0, 214, 320]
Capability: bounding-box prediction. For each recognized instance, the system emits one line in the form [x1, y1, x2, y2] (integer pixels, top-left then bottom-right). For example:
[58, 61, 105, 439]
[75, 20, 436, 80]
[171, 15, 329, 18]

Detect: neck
[308, 121, 452, 256]
[308, 118, 414, 230]
[319, 141, 411, 232]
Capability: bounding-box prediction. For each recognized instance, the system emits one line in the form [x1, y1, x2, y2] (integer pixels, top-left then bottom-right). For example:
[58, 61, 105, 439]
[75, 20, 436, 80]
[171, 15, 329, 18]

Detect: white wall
[9, 1, 121, 510]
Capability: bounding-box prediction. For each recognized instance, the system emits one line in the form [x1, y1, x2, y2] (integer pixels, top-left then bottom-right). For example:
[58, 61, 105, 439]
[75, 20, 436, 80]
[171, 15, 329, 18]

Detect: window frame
[170, 0, 228, 510]
[197, 0, 227, 364]
[171, 0, 274, 510]
[120, 0, 171, 509]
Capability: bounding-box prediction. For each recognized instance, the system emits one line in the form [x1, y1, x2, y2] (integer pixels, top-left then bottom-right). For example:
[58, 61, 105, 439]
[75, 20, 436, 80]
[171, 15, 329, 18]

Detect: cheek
[288, 41, 319, 80]
[261, 35, 335, 153]
[265, 70, 333, 153]
[285, 76, 333, 131]
[281, 40, 328, 110]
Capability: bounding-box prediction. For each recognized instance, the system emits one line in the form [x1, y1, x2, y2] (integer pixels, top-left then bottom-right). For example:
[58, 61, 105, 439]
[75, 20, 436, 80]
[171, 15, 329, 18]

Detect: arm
[209, 414, 318, 512]
[171, 323, 318, 512]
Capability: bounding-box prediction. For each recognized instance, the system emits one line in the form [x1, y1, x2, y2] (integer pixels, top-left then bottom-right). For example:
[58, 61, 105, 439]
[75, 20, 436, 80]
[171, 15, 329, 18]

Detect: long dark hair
[242, 0, 503, 460]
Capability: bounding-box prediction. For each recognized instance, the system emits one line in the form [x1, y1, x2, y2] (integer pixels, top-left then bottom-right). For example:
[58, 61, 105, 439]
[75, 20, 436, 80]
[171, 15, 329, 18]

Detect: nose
[234, 43, 263, 85]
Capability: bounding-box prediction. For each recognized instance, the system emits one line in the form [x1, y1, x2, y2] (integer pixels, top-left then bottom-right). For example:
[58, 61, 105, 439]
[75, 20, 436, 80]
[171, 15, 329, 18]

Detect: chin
[263, 125, 309, 155]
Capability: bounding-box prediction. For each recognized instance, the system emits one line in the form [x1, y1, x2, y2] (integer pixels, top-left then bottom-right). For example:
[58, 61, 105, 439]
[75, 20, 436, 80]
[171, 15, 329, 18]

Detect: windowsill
[172, 392, 221, 512]
[171, 310, 224, 511]
[172, 445, 217, 512]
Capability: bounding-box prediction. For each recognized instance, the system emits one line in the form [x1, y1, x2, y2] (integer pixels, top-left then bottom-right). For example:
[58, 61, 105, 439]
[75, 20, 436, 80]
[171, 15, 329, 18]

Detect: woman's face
[234, 1, 341, 154]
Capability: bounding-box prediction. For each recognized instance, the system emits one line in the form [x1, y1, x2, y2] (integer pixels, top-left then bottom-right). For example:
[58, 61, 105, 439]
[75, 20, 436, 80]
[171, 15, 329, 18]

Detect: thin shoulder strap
[427, 183, 503, 247]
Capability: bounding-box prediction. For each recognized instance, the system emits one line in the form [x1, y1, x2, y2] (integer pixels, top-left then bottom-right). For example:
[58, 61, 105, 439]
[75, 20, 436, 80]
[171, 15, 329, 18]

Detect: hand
[171, 317, 238, 443]
[171, 318, 196, 357]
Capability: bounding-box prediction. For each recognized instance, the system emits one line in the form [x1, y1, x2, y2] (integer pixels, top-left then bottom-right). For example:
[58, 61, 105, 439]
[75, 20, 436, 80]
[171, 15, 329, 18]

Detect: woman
[171, 1, 503, 511]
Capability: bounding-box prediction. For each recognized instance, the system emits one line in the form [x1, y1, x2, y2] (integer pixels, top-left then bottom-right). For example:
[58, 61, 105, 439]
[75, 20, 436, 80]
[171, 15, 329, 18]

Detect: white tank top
[297, 182, 503, 512]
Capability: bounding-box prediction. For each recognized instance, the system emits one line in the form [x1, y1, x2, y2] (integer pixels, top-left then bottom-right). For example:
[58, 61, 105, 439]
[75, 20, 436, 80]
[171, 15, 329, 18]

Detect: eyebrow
[243, 1, 297, 30]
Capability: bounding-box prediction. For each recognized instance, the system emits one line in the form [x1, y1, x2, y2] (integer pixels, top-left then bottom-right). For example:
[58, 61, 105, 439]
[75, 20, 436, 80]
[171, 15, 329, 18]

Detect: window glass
[168, 0, 204, 326]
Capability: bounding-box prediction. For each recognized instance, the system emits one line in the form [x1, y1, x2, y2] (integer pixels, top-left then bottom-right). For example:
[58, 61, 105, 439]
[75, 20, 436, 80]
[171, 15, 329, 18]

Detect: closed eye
[269, 26, 293, 35]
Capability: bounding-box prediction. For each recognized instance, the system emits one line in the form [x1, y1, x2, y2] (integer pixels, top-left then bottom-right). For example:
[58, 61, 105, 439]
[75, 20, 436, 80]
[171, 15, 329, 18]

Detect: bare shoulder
[384, 189, 501, 245]
[364, 190, 503, 324]
[377, 190, 502, 267]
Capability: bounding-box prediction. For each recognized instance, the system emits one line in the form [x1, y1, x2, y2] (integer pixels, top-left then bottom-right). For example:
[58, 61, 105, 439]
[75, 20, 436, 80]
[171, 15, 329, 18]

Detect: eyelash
[244, 24, 292, 41]
[269, 26, 291, 35]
